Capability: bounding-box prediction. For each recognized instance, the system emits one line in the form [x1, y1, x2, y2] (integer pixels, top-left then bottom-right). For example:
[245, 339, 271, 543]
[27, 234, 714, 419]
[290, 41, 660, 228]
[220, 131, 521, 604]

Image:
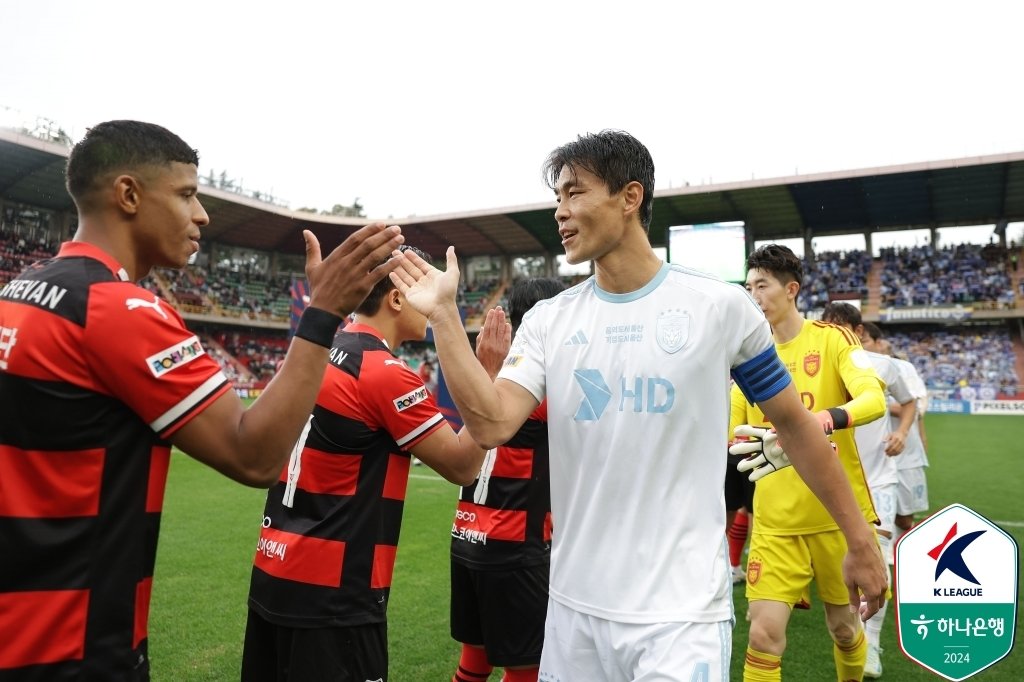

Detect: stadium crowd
[879, 243, 1017, 309]
[2, 222, 1020, 396]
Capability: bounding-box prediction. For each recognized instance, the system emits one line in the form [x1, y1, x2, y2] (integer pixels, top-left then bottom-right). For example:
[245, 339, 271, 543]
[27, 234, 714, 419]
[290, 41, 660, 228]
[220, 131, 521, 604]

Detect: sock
[833, 627, 866, 682]
[865, 563, 892, 648]
[728, 509, 750, 567]
[743, 647, 781, 682]
[453, 644, 493, 682]
[502, 667, 539, 682]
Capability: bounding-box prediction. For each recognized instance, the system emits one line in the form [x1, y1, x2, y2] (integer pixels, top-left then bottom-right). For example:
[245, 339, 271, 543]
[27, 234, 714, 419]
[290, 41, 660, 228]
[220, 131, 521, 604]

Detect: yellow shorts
[744, 529, 851, 605]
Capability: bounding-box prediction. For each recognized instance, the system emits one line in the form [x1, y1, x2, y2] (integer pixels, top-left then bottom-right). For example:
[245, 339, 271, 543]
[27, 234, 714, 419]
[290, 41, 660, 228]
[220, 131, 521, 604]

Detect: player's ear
[114, 173, 143, 215]
[389, 287, 403, 311]
[621, 180, 643, 220]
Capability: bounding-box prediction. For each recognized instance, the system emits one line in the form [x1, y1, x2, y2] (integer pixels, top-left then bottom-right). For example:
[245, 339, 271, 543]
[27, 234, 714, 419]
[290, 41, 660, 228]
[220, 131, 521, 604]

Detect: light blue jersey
[499, 262, 784, 623]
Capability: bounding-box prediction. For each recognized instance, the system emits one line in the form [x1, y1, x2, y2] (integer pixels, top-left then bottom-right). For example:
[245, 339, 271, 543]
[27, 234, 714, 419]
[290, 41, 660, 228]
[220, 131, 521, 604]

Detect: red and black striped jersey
[0, 242, 229, 679]
[450, 402, 551, 569]
[248, 323, 446, 627]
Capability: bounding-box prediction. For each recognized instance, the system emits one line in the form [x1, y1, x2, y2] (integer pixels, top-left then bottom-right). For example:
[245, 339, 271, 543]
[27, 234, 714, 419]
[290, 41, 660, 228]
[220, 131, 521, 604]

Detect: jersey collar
[58, 241, 131, 282]
[343, 321, 391, 349]
[593, 261, 670, 303]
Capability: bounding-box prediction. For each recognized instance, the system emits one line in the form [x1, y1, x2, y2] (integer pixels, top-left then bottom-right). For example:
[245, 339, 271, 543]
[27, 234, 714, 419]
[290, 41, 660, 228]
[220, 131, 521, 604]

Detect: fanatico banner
[878, 305, 972, 323]
[895, 503, 1019, 680]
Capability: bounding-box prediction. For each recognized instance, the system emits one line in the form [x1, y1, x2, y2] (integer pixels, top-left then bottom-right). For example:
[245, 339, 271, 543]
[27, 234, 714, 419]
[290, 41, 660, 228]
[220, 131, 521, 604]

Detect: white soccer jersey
[854, 352, 914, 489]
[892, 357, 929, 469]
[498, 263, 783, 624]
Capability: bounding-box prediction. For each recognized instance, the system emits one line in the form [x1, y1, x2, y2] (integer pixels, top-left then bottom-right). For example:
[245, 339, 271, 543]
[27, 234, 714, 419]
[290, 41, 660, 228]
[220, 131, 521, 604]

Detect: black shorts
[450, 560, 549, 667]
[241, 608, 387, 682]
[725, 451, 756, 513]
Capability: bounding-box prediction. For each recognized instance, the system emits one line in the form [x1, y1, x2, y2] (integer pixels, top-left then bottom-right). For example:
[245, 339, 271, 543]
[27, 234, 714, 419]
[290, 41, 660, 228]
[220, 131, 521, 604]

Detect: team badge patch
[803, 352, 821, 377]
[747, 559, 762, 585]
[656, 309, 689, 354]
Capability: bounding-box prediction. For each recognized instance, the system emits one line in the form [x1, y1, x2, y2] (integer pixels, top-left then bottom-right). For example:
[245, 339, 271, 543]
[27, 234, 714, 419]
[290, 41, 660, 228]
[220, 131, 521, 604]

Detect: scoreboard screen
[667, 221, 746, 283]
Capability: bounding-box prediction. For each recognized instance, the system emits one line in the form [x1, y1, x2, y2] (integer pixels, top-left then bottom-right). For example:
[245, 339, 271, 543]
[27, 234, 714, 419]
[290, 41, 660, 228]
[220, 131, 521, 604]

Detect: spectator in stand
[449, 277, 564, 682]
[0, 119, 404, 680]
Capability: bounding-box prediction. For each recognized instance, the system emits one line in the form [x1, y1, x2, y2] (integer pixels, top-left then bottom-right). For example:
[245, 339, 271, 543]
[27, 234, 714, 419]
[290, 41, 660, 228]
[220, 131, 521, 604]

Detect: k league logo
[894, 503, 1018, 681]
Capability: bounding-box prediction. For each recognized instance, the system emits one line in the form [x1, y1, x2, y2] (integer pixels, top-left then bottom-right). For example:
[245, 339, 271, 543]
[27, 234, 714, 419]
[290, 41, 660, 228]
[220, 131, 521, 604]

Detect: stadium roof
[3, 127, 1023, 258]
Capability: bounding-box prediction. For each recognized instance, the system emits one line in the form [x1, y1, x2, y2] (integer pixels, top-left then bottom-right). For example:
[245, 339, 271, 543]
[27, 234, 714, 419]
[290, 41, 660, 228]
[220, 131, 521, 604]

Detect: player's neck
[770, 308, 805, 344]
[593, 237, 662, 294]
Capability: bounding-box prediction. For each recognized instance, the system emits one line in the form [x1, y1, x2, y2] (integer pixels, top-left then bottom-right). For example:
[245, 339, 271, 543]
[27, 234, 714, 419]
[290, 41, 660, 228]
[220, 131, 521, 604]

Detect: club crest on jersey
[803, 352, 821, 377]
[656, 309, 689, 354]
[747, 559, 762, 585]
[146, 336, 205, 377]
[393, 386, 428, 412]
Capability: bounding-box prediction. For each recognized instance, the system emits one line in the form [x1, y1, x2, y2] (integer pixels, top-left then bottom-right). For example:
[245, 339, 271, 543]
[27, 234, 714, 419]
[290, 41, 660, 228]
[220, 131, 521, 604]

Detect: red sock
[502, 667, 539, 682]
[728, 508, 749, 567]
[453, 644, 492, 682]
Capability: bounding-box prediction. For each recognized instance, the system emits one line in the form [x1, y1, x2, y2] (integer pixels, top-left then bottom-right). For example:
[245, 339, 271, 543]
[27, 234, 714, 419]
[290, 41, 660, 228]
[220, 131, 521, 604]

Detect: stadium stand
[3, 121, 1022, 398]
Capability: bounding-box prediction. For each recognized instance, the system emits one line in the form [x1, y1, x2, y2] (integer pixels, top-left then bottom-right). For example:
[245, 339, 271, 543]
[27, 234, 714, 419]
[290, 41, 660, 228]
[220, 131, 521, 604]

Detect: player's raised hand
[390, 245, 461, 320]
[304, 223, 404, 316]
[475, 307, 512, 380]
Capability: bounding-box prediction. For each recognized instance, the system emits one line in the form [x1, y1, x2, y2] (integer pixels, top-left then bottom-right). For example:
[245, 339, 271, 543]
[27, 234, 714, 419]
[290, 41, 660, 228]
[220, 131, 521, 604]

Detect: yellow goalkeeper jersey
[730, 319, 886, 535]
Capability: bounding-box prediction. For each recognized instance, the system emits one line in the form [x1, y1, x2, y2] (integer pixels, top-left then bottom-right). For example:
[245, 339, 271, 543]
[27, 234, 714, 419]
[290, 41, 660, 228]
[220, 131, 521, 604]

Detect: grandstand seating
[888, 328, 1019, 398]
[2, 220, 1021, 394]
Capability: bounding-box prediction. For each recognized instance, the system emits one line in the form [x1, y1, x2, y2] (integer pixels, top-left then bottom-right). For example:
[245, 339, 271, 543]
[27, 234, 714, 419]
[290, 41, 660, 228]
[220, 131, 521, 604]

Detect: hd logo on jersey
[894, 503, 1018, 681]
[393, 386, 428, 412]
[572, 368, 674, 421]
[146, 336, 205, 377]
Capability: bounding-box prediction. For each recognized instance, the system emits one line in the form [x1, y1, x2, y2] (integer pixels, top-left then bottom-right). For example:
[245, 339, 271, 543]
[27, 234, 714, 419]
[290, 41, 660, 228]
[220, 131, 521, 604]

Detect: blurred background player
[734, 244, 886, 682]
[242, 246, 494, 682]
[0, 119, 403, 680]
[449, 277, 564, 682]
[885, 340, 931, 545]
[822, 304, 916, 678]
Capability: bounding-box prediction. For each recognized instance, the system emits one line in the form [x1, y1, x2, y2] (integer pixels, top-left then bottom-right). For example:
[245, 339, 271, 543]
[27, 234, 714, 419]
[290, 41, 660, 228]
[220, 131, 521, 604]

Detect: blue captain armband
[731, 346, 791, 404]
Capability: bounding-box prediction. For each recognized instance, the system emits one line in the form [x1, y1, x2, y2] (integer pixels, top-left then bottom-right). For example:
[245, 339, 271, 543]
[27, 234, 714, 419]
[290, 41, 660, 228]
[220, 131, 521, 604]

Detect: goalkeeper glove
[730, 425, 791, 482]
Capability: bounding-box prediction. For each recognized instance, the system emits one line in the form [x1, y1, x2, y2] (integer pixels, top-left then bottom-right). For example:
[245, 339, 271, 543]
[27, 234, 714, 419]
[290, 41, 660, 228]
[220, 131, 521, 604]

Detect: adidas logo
[564, 330, 589, 346]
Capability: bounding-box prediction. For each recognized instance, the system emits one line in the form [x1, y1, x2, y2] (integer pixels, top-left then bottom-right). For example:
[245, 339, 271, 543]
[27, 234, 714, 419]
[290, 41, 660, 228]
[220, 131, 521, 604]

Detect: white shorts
[869, 483, 897, 565]
[538, 598, 732, 682]
[896, 467, 929, 515]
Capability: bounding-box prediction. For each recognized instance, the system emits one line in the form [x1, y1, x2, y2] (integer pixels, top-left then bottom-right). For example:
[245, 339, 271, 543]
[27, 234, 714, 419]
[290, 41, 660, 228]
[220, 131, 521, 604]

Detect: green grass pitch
[149, 413, 1024, 680]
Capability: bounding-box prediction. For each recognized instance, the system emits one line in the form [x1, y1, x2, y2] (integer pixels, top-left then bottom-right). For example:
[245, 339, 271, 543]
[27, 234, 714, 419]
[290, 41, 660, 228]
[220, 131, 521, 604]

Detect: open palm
[390, 245, 461, 319]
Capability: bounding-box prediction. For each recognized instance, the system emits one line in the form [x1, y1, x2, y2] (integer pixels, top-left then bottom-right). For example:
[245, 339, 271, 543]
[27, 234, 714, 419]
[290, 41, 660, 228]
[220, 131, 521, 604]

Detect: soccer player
[725, 400, 756, 585]
[822, 305, 916, 678]
[390, 130, 886, 681]
[733, 244, 887, 682]
[449, 277, 564, 682]
[0, 120, 403, 681]
[241, 246, 495, 682]
[883, 339, 931, 541]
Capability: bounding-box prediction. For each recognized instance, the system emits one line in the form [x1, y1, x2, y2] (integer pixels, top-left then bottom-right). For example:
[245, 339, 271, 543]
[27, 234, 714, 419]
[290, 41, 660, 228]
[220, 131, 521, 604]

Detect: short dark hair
[821, 301, 863, 328]
[543, 130, 655, 232]
[354, 245, 431, 316]
[507, 277, 564, 334]
[745, 244, 803, 287]
[66, 120, 200, 206]
[861, 321, 883, 342]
